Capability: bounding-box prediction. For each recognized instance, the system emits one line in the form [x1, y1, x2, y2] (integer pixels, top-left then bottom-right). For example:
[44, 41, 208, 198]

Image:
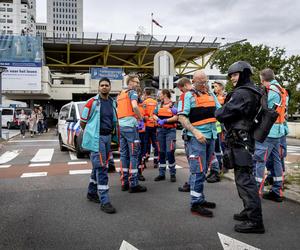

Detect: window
[7, 8, 13, 12]
[2, 109, 13, 115]
[21, 9, 26, 13]
[59, 105, 70, 120]
[70, 105, 76, 120]
[7, 19, 13, 23]
[21, 20, 26, 24]
[0, 7, 5, 11]
[0, 19, 6, 23]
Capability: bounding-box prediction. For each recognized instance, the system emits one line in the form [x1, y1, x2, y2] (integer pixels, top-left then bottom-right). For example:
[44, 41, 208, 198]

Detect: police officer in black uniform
[215, 61, 265, 234]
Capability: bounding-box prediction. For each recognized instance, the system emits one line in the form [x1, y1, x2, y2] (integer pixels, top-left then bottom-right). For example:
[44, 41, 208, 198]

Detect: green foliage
[212, 42, 300, 113]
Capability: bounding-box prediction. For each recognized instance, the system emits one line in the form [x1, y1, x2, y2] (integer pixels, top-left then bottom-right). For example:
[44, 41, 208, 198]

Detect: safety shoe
[263, 191, 283, 202]
[201, 201, 216, 209]
[128, 184, 147, 193]
[191, 203, 213, 217]
[154, 175, 166, 181]
[138, 174, 146, 181]
[170, 175, 176, 182]
[233, 212, 248, 221]
[178, 182, 190, 192]
[101, 203, 116, 214]
[87, 193, 100, 203]
[108, 164, 116, 173]
[234, 221, 265, 234]
[121, 184, 129, 191]
[206, 172, 221, 183]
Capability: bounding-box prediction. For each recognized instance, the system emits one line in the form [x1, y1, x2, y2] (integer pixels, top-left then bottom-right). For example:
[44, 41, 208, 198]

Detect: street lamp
[0, 66, 7, 139]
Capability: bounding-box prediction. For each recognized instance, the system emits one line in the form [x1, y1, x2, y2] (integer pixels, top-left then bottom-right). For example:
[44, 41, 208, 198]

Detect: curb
[222, 172, 300, 205]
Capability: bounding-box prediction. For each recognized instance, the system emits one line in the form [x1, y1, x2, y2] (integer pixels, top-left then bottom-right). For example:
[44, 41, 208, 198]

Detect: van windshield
[2, 109, 13, 115]
[16, 109, 32, 116]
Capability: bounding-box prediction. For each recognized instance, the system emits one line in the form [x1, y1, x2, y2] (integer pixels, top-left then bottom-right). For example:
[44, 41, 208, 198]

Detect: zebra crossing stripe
[29, 163, 50, 167]
[69, 170, 92, 175]
[21, 172, 48, 178]
[0, 150, 21, 164]
[69, 151, 78, 161]
[30, 149, 54, 163]
[0, 165, 11, 168]
[68, 161, 88, 165]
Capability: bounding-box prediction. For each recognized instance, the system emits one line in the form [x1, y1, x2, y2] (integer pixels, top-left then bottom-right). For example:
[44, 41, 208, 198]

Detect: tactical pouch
[223, 148, 235, 169]
[232, 147, 253, 167]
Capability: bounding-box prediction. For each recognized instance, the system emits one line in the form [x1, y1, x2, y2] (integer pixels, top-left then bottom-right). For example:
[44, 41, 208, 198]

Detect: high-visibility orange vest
[143, 97, 157, 127]
[217, 94, 225, 105]
[189, 93, 217, 126]
[268, 84, 288, 124]
[157, 102, 177, 129]
[117, 90, 135, 119]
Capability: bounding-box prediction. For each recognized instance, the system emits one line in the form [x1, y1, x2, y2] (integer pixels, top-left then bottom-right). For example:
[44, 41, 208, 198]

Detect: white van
[1, 107, 32, 129]
[58, 101, 87, 158]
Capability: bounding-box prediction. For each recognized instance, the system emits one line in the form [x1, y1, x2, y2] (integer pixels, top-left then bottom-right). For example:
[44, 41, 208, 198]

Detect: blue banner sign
[90, 67, 123, 80]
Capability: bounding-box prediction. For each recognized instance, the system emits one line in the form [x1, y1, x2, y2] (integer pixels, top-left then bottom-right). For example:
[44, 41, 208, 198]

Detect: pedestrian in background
[19, 109, 28, 139]
[37, 109, 44, 135]
[29, 109, 37, 137]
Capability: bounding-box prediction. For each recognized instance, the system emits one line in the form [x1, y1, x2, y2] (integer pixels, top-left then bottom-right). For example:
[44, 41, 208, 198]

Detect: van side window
[2, 109, 13, 115]
[59, 105, 70, 120]
[70, 105, 77, 120]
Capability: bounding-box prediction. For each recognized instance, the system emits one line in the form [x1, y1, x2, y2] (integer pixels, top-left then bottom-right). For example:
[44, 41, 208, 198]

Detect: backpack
[236, 86, 279, 143]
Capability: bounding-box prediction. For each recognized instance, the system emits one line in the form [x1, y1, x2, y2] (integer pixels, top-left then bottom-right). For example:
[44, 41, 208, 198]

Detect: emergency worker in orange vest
[207, 80, 227, 183]
[136, 87, 146, 181]
[153, 89, 178, 182]
[143, 88, 159, 168]
[117, 74, 147, 193]
[254, 68, 288, 202]
[178, 70, 221, 217]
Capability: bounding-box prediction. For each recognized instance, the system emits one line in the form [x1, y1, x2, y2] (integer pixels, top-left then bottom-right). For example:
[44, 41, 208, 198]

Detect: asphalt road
[0, 131, 299, 250]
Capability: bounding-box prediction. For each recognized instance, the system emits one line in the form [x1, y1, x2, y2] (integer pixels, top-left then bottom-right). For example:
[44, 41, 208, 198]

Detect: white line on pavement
[29, 163, 50, 167]
[67, 161, 88, 165]
[287, 150, 297, 153]
[218, 232, 260, 250]
[21, 172, 48, 178]
[285, 161, 292, 164]
[30, 149, 54, 163]
[69, 151, 78, 161]
[290, 153, 300, 156]
[0, 165, 11, 168]
[69, 169, 91, 175]
[0, 150, 21, 164]
[8, 140, 59, 143]
[119, 240, 139, 250]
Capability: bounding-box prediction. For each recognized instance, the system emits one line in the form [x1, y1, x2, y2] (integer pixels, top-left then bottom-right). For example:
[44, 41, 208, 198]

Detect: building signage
[90, 67, 123, 80]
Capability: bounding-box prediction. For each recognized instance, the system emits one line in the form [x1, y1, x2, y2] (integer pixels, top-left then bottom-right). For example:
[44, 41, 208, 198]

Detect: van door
[58, 104, 71, 145]
[66, 103, 77, 147]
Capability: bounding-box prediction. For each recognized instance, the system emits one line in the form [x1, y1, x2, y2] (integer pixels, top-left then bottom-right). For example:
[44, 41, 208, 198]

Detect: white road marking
[69, 151, 78, 161]
[21, 172, 48, 178]
[67, 161, 88, 165]
[0, 150, 21, 164]
[287, 146, 300, 150]
[8, 139, 58, 143]
[285, 161, 292, 164]
[29, 163, 50, 167]
[218, 232, 260, 250]
[0, 165, 11, 168]
[30, 149, 54, 162]
[290, 153, 300, 156]
[119, 240, 139, 250]
[287, 150, 296, 153]
[69, 169, 91, 175]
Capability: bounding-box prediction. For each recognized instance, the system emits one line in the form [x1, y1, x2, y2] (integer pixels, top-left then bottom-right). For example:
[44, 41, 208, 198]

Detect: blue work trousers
[188, 137, 215, 206]
[119, 126, 140, 187]
[254, 137, 284, 197]
[157, 127, 176, 176]
[144, 126, 159, 164]
[88, 135, 111, 204]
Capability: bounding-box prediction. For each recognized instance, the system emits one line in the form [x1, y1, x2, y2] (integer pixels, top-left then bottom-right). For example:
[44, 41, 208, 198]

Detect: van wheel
[75, 140, 85, 158]
[59, 134, 67, 152]
[7, 122, 11, 129]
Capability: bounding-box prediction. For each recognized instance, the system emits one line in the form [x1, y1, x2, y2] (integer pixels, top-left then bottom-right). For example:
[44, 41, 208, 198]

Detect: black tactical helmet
[227, 61, 253, 76]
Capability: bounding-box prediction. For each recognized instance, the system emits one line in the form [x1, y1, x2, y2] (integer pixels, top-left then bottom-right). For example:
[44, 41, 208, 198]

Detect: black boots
[206, 171, 221, 183]
[263, 191, 283, 202]
[234, 221, 265, 234]
[101, 203, 116, 214]
[233, 212, 248, 221]
[191, 203, 214, 217]
[178, 182, 190, 192]
[170, 175, 176, 182]
[87, 193, 100, 203]
[154, 175, 166, 181]
[128, 185, 147, 193]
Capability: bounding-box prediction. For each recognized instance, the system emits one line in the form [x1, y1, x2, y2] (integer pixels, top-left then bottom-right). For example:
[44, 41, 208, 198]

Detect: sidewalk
[1, 129, 20, 141]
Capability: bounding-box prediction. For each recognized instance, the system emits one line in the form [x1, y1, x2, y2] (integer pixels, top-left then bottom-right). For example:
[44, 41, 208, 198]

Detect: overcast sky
[37, 0, 300, 55]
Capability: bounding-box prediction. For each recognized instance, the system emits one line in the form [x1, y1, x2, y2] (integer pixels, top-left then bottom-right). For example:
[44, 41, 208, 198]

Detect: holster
[223, 147, 235, 169]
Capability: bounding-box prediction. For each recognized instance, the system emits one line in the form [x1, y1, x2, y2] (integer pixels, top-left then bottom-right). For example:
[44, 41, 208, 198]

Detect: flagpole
[151, 13, 153, 37]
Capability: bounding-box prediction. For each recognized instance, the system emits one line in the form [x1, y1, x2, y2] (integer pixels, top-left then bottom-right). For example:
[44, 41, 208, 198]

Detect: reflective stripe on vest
[117, 90, 135, 119]
[143, 98, 157, 127]
[189, 93, 217, 126]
